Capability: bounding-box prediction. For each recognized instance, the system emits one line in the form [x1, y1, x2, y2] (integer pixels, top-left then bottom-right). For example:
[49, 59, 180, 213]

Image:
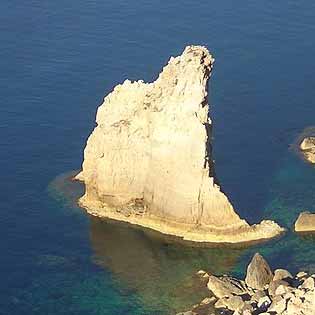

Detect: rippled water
[1, 1, 315, 314]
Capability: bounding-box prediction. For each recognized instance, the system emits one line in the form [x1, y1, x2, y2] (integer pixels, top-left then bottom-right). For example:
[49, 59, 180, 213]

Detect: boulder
[295, 212, 315, 232]
[245, 253, 273, 290]
[257, 296, 271, 311]
[200, 296, 216, 305]
[268, 279, 289, 296]
[300, 136, 315, 150]
[250, 290, 266, 303]
[207, 275, 248, 298]
[300, 277, 315, 290]
[268, 295, 287, 314]
[275, 284, 292, 296]
[300, 137, 315, 163]
[196, 270, 207, 276]
[273, 269, 293, 282]
[214, 295, 244, 311]
[296, 271, 308, 279]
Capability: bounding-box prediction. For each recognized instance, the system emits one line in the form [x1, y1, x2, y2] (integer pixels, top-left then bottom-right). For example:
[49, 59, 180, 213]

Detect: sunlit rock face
[300, 137, 315, 164]
[76, 46, 283, 243]
[295, 211, 315, 232]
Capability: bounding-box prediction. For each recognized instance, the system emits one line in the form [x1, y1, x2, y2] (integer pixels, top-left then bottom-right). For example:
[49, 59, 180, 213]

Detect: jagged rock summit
[76, 45, 284, 243]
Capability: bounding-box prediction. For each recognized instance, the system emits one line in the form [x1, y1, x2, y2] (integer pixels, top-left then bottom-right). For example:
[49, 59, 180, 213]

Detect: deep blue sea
[1, 1, 315, 314]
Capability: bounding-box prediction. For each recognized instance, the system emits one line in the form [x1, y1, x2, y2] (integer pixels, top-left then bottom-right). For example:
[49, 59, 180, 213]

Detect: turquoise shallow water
[1, 0, 315, 314]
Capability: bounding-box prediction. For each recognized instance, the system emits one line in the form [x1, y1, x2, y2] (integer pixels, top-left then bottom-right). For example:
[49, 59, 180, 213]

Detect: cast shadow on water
[49, 171, 247, 314]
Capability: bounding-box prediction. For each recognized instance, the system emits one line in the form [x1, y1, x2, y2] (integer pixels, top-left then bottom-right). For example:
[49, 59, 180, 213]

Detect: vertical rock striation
[76, 45, 283, 243]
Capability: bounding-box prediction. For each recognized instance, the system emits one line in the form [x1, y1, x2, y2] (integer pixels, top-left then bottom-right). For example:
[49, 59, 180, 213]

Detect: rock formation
[179, 253, 315, 315]
[245, 253, 273, 290]
[76, 45, 284, 243]
[295, 211, 315, 232]
[300, 137, 315, 163]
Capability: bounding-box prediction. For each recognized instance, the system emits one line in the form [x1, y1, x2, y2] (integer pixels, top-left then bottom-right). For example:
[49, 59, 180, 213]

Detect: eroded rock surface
[295, 211, 315, 232]
[300, 137, 315, 163]
[76, 45, 283, 243]
[245, 253, 273, 290]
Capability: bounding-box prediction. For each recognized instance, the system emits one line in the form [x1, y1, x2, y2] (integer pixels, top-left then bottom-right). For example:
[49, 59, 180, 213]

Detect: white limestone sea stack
[76, 45, 284, 243]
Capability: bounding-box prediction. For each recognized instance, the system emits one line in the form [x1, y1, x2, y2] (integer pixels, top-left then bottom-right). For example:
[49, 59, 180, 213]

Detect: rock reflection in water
[89, 217, 245, 313]
[49, 171, 245, 313]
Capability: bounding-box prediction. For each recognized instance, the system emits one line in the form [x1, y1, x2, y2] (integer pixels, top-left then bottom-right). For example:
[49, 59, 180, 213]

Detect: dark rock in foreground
[245, 253, 273, 290]
[177, 253, 315, 315]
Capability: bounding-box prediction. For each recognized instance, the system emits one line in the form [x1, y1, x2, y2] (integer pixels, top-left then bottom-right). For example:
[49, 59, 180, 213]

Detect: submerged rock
[76, 45, 283, 243]
[300, 137, 315, 163]
[245, 253, 273, 290]
[294, 211, 315, 232]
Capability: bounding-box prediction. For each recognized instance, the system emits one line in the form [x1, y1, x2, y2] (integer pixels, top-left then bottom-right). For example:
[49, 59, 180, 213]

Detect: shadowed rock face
[76, 45, 283, 243]
[245, 253, 273, 290]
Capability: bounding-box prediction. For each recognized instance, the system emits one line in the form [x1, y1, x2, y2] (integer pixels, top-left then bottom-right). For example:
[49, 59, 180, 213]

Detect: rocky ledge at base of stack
[178, 253, 315, 315]
[76, 45, 284, 244]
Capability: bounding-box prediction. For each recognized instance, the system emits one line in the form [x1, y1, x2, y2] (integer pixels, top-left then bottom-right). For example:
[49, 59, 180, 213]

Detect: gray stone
[275, 284, 292, 296]
[215, 296, 251, 313]
[268, 297, 287, 314]
[257, 296, 271, 311]
[200, 296, 216, 305]
[300, 277, 315, 290]
[196, 270, 207, 276]
[245, 253, 273, 290]
[214, 298, 226, 309]
[207, 275, 247, 298]
[238, 301, 254, 313]
[283, 292, 295, 301]
[223, 295, 245, 311]
[296, 271, 308, 278]
[268, 279, 289, 296]
[295, 212, 315, 232]
[241, 309, 252, 315]
[250, 290, 266, 302]
[294, 288, 306, 297]
[273, 269, 293, 282]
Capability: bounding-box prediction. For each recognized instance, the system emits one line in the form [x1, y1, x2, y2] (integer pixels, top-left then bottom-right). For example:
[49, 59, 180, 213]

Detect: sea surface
[1, 1, 315, 314]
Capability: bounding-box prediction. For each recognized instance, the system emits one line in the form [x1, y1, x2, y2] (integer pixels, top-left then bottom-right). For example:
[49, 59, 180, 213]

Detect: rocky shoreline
[177, 253, 315, 315]
[77, 196, 284, 244]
